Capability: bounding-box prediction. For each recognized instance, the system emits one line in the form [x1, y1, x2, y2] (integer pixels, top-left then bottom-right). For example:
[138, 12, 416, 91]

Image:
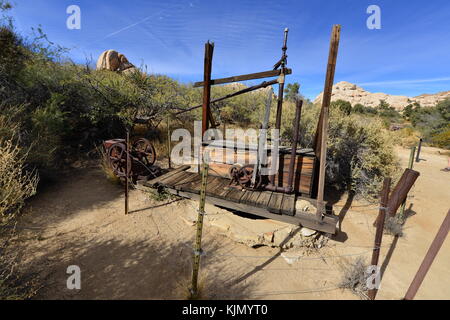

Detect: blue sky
[9, 0, 450, 100]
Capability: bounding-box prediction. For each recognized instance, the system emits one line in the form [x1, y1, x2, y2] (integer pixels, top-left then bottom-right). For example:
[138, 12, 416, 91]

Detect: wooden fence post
[415, 139, 423, 163]
[374, 169, 420, 226]
[368, 178, 391, 300]
[167, 115, 172, 169]
[202, 42, 214, 137]
[190, 156, 209, 298]
[404, 210, 450, 300]
[399, 147, 416, 220]
[125, 129, 130, 215]
[316, 25, 341, 220]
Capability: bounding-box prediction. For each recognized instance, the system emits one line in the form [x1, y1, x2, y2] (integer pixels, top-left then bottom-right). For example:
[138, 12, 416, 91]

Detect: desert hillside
[314, 81, 450, 110]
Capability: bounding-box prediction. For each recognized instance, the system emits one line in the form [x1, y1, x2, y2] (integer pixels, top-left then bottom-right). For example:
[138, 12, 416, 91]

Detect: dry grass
[0, 138, 39, 299]
[0, 139, 39, 225]
[97, 146, 121, 185]
[339, 257, 370, 299]
[384, 216, 404, 237]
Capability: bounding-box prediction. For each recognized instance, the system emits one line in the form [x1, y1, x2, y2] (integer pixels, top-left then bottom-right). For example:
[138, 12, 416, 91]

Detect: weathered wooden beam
[404, 210, 450, 300]
[386, 169, 420, 217]
[316, 25, 341, 220]
[368, 177, 391, 300]
[194, 68, 292, 88]
[202, 42, 214, 136]
[373, 168, 420, 226]
[175, 79, 278, 116]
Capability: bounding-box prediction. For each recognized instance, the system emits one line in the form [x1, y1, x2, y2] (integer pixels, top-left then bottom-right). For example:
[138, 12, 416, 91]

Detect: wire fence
[141, 191, 399, 299]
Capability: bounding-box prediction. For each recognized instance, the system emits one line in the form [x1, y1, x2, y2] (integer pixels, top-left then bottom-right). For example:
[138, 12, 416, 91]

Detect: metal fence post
[404, 210, 450, 300]
[368, 177, 391, 300]
[415, 139, 423, 163]
[190, 156, 209, 298]
[125, 129, 130, 215]
[399, 146, 416, 220]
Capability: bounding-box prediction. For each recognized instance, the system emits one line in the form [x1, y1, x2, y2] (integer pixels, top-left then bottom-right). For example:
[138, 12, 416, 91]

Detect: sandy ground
[9, 146, 450, 300]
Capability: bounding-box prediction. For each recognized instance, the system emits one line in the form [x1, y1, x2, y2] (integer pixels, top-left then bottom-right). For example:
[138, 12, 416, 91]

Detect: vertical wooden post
[404, 210, 450, 300]
[190, 157, 209, 298]
[125, 129, 130, 215]
[274, 73, 286, 131]
[316, 25, 341, 220]
[202, 42, 214, 138]
[368, 178, 391, 300]
[416, 138, 423, 163]
[399, 147, 416, 219]
[167, 115, 172, 169]
[274, 28, 289, 131]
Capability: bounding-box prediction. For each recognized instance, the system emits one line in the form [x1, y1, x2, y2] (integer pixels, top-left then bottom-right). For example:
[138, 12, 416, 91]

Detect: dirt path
[10, 147, 450, 300]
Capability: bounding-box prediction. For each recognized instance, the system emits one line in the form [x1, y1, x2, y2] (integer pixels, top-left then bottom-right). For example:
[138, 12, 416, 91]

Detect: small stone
[300, 227, 317, 237]
[281, 250, 303, 265]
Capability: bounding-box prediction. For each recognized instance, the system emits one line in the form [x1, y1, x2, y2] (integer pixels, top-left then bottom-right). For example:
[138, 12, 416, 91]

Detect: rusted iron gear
[132, 138, 156, 166]
[228, 164, 241, 179]
[107, 142, 131, 177]
[236, 165, 261, 189]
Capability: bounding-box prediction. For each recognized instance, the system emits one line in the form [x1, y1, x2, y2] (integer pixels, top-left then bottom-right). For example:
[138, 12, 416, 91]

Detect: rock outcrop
[96, 50, 137, 73]
[314, 81, 450, 111]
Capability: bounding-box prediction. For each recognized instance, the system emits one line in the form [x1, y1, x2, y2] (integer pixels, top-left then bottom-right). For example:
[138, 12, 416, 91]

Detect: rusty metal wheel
[237, 165, 260, 189]
[107, 142, 131, 177]
[132, 138, 156, 166]
[228, 164, 241, 179]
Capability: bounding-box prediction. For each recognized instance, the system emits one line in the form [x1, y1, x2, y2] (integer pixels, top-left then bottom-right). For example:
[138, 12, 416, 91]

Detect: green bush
[331, 99, 352, 115]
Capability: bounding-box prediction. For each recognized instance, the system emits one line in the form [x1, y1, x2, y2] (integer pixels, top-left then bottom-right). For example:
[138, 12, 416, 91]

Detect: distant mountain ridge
[314, 81, 450, 111]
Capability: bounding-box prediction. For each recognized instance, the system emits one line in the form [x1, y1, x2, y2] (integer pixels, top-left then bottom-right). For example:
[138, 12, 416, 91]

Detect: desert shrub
[327, 110, 399, 197]
[384, 216, 404, 237]
[0, 139, 38, 226]
[408, 99, 450, 149]
[28, 94, 67, 167]
[282, 103, 399, 197]
[339, 257, 370, 299]
[431, 125, 450, 149]
[331, 99, 352, 115]
[392, 126, 420, 148]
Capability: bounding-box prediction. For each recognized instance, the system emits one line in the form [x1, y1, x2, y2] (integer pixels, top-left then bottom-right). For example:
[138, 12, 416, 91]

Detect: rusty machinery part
[132, 138, 157, 166]
[236, 165, 261, 189]
[228, 164, 242, 179]
[107, 142, 131, 178]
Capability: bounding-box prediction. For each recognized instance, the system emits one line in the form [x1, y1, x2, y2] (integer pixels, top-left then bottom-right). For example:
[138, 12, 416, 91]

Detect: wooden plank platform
[143, 167, 337, 234]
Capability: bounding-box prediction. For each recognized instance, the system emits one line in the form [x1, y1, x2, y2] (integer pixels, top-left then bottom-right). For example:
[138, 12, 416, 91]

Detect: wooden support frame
[315, 25, 341, 220]
[202, 42, 214, 136]
[175, 79, 278, 116]
[194, 68, 292, 88]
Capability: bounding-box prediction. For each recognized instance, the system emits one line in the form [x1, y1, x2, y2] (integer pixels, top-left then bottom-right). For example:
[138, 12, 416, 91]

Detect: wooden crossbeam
[194, 68, 292, 88]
